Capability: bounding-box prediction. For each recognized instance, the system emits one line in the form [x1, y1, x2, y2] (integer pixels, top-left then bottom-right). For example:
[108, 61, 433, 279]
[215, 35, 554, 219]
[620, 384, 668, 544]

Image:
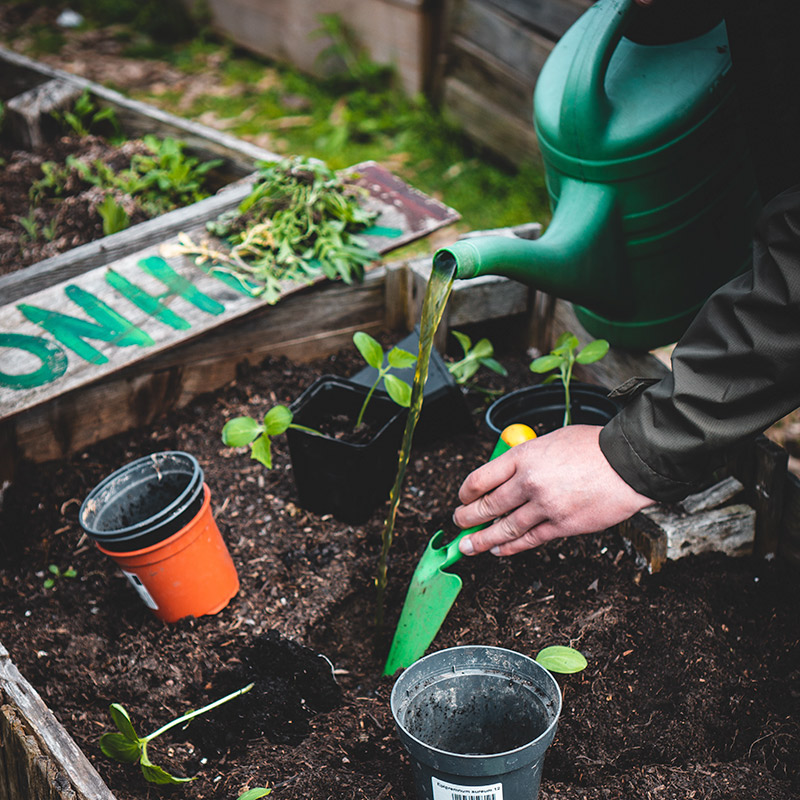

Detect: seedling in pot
[100, 683, 253, 784]
[529, 331, 609, 426]
[447, 330, 507, 390]
[43, 563, 76, 589]
[352, 331, 417, 428]
[221, 331, 416, 466]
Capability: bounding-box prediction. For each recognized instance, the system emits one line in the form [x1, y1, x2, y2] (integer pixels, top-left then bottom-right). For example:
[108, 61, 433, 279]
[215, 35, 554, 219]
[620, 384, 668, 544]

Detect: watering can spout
[434, 179, 629, 317]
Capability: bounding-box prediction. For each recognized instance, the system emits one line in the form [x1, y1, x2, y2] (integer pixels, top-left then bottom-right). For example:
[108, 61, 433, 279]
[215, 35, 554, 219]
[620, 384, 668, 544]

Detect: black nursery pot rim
[288, 374, 406, 447]
[485, 381, 621, 436]
[79, 451, 203, 540]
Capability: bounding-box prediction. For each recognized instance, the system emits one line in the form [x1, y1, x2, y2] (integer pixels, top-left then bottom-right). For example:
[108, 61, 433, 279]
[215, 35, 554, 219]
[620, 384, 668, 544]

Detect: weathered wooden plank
[643, 503, 755, 563]
[486, 0, 591, 41]
[0, 647, 116, 800]
[446, 35, 541, 126]
[0, 161, 458, 425]
[780, 472, 800, 570]
[679, 475, 744, 515]
[4, 78, 84, 149]
[450, 0, 557, 82]
[442, 76, 542, 165]
[203, 0, 437, 97]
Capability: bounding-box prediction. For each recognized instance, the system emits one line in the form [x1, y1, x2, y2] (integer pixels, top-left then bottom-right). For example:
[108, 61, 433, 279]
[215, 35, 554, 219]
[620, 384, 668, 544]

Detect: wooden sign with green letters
[0, 162, 458, 424]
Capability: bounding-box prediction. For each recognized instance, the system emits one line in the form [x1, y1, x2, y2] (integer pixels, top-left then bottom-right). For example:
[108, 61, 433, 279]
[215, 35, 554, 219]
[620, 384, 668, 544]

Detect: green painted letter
[0, 333, 68, 389]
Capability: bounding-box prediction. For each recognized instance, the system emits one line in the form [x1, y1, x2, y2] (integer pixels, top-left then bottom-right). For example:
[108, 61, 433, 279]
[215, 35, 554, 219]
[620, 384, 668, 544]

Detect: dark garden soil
[0, 338, 798, 800]
[0, 134, 155, 275]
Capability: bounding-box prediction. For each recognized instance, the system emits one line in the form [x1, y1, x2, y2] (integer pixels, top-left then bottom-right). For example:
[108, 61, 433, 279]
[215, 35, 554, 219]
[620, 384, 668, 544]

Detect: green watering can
[434, 0, 761, 350]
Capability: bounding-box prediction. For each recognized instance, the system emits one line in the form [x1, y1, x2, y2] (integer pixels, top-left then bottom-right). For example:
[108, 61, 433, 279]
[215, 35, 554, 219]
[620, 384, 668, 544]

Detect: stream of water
[375, 261, 456, 630]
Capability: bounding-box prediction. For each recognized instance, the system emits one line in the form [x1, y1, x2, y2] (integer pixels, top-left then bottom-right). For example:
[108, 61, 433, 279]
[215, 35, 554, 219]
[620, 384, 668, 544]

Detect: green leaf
[383, 374, 412, 407]
[263, 405, 293, 436]
[471, 338, 494, 359]
[63, 568, 77, 578]
[535, 645, 588, 674]
[250, 434, 273, 469]
[481, 357, 508, 376]
[575, 339, 610, 365]
[530, 354, 562, 373]
[238, 790, 272, 800]
[109, 703, 140, 742]
[99, 732, 142, 763]
[387, 347, 417, 369]
[140, 760, 194, 785]
[554, 331, 577, 349]
[48, 564, 60, 576]
[222, 416, 263, 447]
[451, 330, 471, 355]
[353, 331, 383, 369]
[43, 578, 55, 589]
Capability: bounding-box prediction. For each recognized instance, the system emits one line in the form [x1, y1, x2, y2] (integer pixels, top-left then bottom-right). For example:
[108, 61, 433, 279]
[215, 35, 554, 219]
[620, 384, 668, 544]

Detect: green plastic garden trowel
[383, 423, 537, 675]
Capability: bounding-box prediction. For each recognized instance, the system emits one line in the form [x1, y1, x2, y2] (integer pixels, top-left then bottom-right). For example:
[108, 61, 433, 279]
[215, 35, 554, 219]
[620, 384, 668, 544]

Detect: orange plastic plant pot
[96, 485, 239, 622]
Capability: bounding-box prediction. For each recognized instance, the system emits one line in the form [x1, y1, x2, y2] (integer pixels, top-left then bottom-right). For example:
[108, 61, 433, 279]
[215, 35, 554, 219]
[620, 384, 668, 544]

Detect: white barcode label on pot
[431, 777, 503, 800]
[122, 570, 158, 610]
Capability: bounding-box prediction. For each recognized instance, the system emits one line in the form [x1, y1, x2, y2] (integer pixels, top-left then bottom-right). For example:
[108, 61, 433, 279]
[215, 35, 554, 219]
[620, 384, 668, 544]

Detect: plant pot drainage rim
[79, 450, 203, 540]
[390, 644, 562, 759]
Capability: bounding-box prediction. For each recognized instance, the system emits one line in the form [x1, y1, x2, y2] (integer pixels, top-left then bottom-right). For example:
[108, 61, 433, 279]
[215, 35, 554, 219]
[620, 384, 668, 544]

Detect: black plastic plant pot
[79, 451, 205, 552]
[485, 382, 621, 437]
[287, 375, 406, 524]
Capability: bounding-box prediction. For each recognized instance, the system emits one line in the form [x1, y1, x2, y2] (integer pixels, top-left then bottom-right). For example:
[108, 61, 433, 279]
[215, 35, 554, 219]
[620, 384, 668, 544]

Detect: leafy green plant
[52, 88, 121, 138]
[43, 563, 76, 589]
[529, 331, 609, 426]
[100, 683, 253, 785]
[535, 645, 588, 674]
[222, 404, 320, 470]
[166, 156, 379, 304]
[97, 194, 130, 235]
[352, 331, 416, 427]
[447, 330, 507, 385]
[17, 210, 39, 241]
[222, 332, 415, 467]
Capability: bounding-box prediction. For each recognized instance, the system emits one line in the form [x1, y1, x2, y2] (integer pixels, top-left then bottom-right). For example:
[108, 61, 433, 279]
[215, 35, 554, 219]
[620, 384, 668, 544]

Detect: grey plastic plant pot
[79, 451, 205, 552]
[391, 645, 562, 800]
[485, 382, 621, 437]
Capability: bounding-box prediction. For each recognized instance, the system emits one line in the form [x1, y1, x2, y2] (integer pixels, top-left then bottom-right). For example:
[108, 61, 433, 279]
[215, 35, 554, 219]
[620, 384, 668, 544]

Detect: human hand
[453, 425, 655, 556]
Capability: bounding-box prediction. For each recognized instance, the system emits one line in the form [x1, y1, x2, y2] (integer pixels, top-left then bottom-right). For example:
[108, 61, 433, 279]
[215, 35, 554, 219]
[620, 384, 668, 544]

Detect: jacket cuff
[599, 412, 696, 503]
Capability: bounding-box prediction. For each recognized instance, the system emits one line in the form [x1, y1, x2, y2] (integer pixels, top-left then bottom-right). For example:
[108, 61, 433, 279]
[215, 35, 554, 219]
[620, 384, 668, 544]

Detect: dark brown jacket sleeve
[599, 184, 800, 501]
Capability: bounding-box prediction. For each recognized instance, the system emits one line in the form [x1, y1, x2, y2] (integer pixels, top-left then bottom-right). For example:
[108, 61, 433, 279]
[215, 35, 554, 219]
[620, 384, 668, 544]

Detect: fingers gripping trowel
[383, 423, 537, 675]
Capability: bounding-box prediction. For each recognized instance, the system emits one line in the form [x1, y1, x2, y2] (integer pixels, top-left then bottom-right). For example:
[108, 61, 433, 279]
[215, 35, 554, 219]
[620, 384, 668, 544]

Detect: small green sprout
[97, 195, 130, 235]
[447, 330, 508, 385]
[43, 563, 76, 589]
[535, 645, 588, 674]
[237, 790, 272, 800]
[352, 331, 417, 427]
[222, 404, 320, 469]
[529, 331, 609, 426]
[100, 683, 254, 785]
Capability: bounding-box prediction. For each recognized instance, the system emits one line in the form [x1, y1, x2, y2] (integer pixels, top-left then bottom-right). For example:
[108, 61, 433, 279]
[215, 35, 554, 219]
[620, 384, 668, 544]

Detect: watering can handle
[560, 0, 636, 147]
[439, 424, 537, 568]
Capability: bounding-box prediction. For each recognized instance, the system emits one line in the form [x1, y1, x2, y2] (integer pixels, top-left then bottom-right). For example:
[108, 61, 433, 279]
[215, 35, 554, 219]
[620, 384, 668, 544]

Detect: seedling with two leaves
[100, 683, 253, 784]
[221, 332, 416, 467]
[529, 331, 609, 426]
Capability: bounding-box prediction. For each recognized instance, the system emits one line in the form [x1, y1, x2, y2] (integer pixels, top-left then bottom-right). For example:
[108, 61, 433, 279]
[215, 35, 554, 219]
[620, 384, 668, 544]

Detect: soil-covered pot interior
[0, 338, 798, 800]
